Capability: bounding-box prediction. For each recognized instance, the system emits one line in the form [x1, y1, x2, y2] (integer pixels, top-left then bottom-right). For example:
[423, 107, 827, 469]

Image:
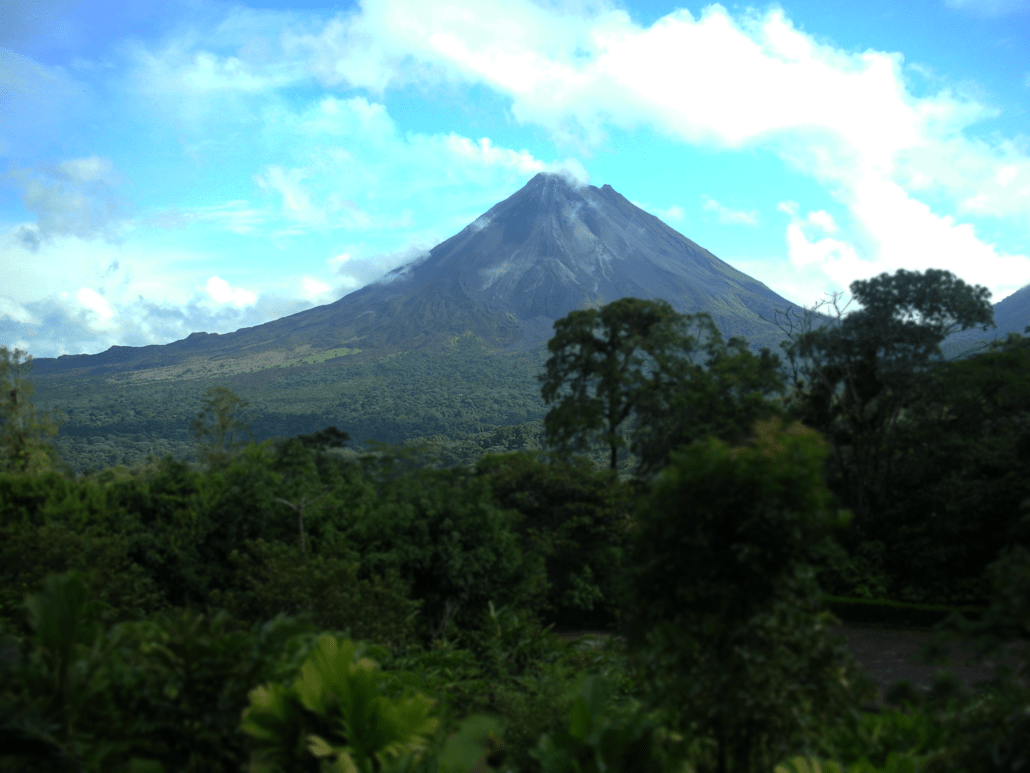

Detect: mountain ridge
[32, 173, 811, 376]
[32, 172, 1024, 378]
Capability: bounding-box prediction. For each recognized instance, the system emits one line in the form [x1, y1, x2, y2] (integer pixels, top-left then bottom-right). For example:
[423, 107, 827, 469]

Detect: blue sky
[2, 0, 1029, 358]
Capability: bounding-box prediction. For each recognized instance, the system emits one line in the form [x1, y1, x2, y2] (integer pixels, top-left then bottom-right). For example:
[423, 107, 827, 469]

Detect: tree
[475, 451, 634, 627]
[864, 330, 1030, 604]
[631, 315, 788, 477]
[189, 386, 253, 470]
[539, 298, 693, 471]
[623, 417, 877, 773]
[0, 347, 63, 474]
[764, 268, 995, 531]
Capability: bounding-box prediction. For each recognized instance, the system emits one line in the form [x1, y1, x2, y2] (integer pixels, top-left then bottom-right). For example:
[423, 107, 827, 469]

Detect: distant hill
[32, 173, 822, 378]
[26, 174, 1028, 472]
[939, 282, 1030, 360]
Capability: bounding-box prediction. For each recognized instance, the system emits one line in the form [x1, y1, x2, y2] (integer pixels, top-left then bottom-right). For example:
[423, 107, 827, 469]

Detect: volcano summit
[36, 173, 806, 374]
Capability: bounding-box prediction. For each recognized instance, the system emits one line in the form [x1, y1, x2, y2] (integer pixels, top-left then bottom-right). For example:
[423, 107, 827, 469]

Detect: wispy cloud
[702, 196, 759, 226]
[143, 201, 269, 234]
[2, 156, 129, 249]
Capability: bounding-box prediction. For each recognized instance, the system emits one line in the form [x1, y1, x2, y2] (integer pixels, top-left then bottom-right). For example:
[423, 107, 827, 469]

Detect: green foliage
[0, 347, 64, 475]
[0, 569, 331, 773]
[631, 315, 788, 477]
[773, 268, 994, 532]
[190, 386, 254, 470]
[475, 451, 632, 627]
[442, 602, 640, 773]
[901, 542, 1030, 772]
[209, 538, 422, 650]
[813, 698, 961, 771]
[0, 517, 163, 640]
[95, 606, 320, 773]
[0, 571, 133, 771]
[867, 333, 1030, 605]
[0, 472, 165, 636]
[540, 300, 789, 477]
[624, 417, 876, 773]
[8, 298, 1030, 772]
[105, 455, 234, 612]
[540, 298, 689, 470]
[240, 635, 444, 773]
[339, 466, 543, 641]
[529, 674, 665, 773]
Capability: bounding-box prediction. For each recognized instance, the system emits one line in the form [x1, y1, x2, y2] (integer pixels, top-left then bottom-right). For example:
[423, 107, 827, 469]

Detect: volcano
[34, 173, 808, 375]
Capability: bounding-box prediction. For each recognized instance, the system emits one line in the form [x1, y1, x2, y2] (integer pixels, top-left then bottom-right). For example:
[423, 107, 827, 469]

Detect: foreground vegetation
[2, 268, 1030, 771]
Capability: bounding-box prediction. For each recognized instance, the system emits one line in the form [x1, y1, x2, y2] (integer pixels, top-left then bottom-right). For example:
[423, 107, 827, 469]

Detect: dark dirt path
[554, 623, 1030, 713]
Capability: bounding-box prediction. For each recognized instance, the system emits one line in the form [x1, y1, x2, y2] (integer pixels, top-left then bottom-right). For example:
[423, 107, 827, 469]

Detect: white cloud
[1, 156, 128, 247]
[9, 0, 1030, 358]
[301, 276, 332, 300]
[144, 200, 269, 234]
[779, 203, 862, 273]
[777, 176, 1030, 314]
[254, 165, 325, 226]
[656, 204, 685, 223]
[443, 136, 545, 174]
[630, 199, 688, 225]
[272, 0, 1028, 303]
[0, 223, 334, 357]
[847, 174, 1030, 299]
[73, 287, 118, 330]
[113, 0, 1030, 236]
[204, 276, 257, 307]
[702, 195, 759, 226]
[0, 297, 37, 324]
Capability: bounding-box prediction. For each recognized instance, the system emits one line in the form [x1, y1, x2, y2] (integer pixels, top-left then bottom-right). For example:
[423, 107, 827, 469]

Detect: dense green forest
[29, 333, 551, 474]
[2, 268, 1030, 772]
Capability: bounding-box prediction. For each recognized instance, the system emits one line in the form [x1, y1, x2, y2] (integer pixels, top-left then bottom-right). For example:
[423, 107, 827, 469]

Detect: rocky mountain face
[36, 173, 823, 375]
[940, 281, 1030, 357]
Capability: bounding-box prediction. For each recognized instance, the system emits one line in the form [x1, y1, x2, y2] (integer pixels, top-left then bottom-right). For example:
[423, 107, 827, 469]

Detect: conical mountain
[36, 173, 807, 375]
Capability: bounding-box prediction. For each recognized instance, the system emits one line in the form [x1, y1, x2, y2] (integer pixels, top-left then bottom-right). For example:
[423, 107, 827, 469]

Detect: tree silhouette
[0, 347, 63, 474]
[189, 386, 253, 469]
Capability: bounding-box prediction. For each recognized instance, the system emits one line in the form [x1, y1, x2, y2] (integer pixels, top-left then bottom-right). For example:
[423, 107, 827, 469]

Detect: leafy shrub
[623, 417, 876, 773]
[0, 569, 327, 773]
[0, 519, 164, 639]
[529, 674, 665, 773]
[96, 607, 321, 773]
[209, 537, 422, 650]
[339, 467, 544, 641]
[0, 571, 139, 771]
[475, 451, 632, 628]
[240, 634, 502, 773]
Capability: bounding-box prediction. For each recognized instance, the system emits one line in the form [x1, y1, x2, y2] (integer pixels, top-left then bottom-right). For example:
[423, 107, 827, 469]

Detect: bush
[0, 519, 164, 639]
[476, 452, 633, 628]
[0, 569, 337, 773]
[339, 467, 544, 641]
[209, 537, 422, 650]
[623, 417, 877, 773]
[240, 634, 502, 773]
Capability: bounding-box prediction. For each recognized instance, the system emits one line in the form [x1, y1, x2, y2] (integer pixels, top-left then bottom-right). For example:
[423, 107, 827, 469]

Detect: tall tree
[0, 347, 63, 474]
[631, 315, 788, 477]
[539, 298, 687, 471]
[624, 417, 874, 773]
[189, 386, 253, 470]
[870, 330, 1030, 603]
[764, 268, 995, 532]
